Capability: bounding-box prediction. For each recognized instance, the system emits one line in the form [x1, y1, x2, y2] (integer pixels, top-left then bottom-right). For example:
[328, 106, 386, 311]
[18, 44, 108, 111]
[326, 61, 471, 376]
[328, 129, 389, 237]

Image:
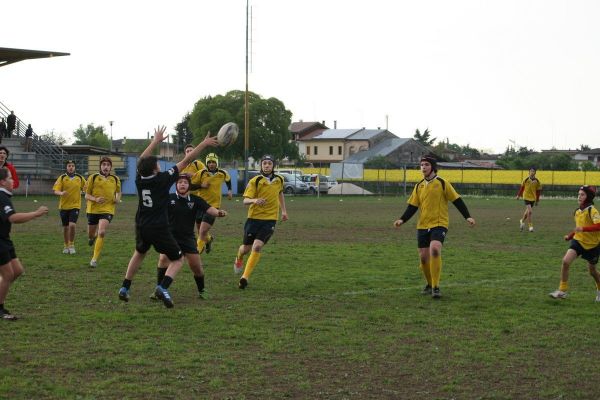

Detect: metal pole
[244, 0, 250, 187]
[109, 120, 114, 153]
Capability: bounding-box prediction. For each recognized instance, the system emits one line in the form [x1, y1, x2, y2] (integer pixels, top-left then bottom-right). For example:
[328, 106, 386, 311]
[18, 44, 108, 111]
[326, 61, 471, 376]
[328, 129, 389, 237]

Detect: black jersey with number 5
[135, 166, 179, 228]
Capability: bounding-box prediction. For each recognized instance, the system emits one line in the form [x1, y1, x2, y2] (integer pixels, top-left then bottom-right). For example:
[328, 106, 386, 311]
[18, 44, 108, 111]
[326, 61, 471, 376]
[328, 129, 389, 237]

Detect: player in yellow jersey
[180, 144, 206, 178]
[394, 155, 475, 299]
[516, 167, 542, 232]
[52, 160, 86, 254]
[235, 155, 288, 289]
[191, 153, 232, 253]
[85, 156, 121, 268]
[550, 186, 600, 301]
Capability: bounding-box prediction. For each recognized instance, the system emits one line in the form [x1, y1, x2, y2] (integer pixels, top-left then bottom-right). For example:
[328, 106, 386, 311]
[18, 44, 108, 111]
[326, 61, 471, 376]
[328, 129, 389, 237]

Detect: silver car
[279, 173, 310, 194]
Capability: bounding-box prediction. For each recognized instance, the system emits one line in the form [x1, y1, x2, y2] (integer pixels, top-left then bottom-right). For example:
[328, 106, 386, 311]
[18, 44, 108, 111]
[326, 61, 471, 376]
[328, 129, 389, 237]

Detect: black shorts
[60, 209, 80, 226]
[136, 225, 182, 261]
[569, 240, 600, 265]
[243, 218, 276, 245]
[195, 210, 216, 225]
[524, 200, 536, 207]
[0, 247, 17, 265]
[87, 213, 113, 225]
[417, 227, 448, 248]
[173, 234, 199, 255]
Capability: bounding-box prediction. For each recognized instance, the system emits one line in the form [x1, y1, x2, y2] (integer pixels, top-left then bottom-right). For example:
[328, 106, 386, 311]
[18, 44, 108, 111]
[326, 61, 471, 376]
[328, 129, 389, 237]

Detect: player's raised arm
[140, 125, 168, 159]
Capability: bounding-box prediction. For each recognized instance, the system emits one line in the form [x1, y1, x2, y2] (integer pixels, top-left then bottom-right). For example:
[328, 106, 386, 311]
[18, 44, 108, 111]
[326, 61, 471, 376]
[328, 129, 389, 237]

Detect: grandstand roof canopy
[0, 47, 69, 68]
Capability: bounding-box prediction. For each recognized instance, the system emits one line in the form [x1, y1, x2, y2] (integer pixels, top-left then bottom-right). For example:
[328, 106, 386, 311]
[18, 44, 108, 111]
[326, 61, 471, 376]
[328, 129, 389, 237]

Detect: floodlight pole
[244, 0, 250, 186]
[109, 120, 114, 153]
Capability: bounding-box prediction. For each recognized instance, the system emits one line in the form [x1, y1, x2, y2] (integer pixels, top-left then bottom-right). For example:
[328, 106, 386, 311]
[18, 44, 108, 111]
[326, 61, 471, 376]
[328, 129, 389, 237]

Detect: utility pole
[109, 121, 114, 153]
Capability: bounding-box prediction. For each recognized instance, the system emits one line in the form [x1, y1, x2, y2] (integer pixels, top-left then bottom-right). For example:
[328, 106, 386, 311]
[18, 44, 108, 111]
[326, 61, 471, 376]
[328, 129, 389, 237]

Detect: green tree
[173, 113, 193, 155]
[579, 161, 598, 171]
[496, 148, 578, 171]
[73, 123, 110, 148]
[413, 128, 436, 146]
[40, 130, 67, 146]
[122, 139, 151, 153]
[187, 90, 298, 162]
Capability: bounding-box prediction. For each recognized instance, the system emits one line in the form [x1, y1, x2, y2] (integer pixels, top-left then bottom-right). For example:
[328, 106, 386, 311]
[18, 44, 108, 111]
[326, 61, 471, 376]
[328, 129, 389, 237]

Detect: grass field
[1, 194, 599, 399]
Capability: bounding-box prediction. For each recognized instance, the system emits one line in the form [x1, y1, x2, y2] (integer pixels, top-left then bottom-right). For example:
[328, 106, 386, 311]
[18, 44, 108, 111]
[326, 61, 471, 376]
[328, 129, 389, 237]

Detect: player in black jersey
[151, 174, 227, 300]
[118, 125, 218, 308]
[0, 168, 48, 320]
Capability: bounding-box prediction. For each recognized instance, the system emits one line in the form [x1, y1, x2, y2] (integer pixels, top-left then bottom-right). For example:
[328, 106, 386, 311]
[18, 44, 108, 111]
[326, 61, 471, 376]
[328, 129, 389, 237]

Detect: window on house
[338, 146, 342, 155]
[306, 146, 310, 155]
[314, 146, 318, 155]
[329, 146, 333, 155]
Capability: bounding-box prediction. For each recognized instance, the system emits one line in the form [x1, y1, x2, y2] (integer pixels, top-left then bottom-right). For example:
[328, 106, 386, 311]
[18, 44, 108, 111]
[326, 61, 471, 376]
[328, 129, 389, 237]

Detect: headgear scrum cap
[580, 185, 596, 204]
[420, 155, 438, 172]
[206, 153, 219, 167]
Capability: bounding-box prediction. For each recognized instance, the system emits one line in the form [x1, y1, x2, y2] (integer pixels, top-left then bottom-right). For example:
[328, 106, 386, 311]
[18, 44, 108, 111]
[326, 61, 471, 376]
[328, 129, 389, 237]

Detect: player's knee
[0, 268, 14, 283]
[252, 244, 263, 253]
[12, 268, 23, 281]
[431, 248, 440, 257]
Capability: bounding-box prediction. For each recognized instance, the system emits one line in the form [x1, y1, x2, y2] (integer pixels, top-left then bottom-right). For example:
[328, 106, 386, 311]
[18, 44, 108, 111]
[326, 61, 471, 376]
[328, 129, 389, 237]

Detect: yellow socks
[92, 237, 105, 260]
[430, 256, 442, 288]
[242, 251, 261, 280]
[197, 238, 205, 253]
[559, 281, 568, 292]
[419, 261, 432, 286]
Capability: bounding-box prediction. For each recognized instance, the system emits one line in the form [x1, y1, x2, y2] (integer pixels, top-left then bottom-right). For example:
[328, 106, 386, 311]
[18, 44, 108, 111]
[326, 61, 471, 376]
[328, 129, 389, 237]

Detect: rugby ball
[217, 122, 239, 147]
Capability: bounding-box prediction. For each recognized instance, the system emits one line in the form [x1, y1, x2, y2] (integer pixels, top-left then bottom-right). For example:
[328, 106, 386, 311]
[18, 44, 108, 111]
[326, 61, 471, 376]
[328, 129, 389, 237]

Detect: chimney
[334, 120, 337, 129]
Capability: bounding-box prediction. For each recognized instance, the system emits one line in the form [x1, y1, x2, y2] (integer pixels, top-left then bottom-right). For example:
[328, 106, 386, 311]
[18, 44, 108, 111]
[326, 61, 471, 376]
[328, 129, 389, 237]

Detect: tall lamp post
[244, 0, 250, 186]
[109, 121, 114, 153]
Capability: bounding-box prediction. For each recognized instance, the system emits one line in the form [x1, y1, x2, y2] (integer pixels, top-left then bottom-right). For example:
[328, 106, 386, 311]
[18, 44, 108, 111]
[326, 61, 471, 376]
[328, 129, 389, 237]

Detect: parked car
[300, 174, 329, 194]
[325, 176, 338, 189]
[277, 169, 303, 178]
[279, 172, 309, 194]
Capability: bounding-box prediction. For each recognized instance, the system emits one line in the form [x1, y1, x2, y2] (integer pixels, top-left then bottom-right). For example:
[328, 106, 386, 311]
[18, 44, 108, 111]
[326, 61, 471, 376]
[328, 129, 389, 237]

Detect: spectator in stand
[24, 125, 33, 152]
[0, 147, 19, 190]
[0, 118, 7, 140]
[6, 112, 16, 138]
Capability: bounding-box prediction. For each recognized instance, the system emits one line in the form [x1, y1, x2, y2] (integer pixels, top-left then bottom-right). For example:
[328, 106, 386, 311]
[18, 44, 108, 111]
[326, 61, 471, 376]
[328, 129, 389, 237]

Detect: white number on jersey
[142, 189, 153, 207]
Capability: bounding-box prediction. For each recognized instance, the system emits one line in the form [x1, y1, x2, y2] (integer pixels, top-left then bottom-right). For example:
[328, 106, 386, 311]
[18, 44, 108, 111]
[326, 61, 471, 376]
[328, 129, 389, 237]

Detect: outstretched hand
[466, 217, 476, 227]
[153, 125, 168, 143]
[36, 206, 49, 217]
[393, 219, 404, 228]
[201, 131, 219, 148]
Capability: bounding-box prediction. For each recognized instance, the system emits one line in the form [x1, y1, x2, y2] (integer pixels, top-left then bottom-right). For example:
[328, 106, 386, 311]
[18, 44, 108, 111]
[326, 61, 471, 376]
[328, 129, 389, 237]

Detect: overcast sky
[2, 0, 599, 153]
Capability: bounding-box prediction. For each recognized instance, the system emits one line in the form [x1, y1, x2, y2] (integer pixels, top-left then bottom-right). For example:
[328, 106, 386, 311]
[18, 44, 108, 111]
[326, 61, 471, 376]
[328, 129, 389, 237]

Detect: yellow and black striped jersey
[192, 168, 231, 208]
[520, 177, 542, 202]
[85, 173, 121, 214]
[243, 174, 284, 220]
[52, 173, 86, 210]
[574, 205, 600, 250]
[407, 176, 461, 229]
